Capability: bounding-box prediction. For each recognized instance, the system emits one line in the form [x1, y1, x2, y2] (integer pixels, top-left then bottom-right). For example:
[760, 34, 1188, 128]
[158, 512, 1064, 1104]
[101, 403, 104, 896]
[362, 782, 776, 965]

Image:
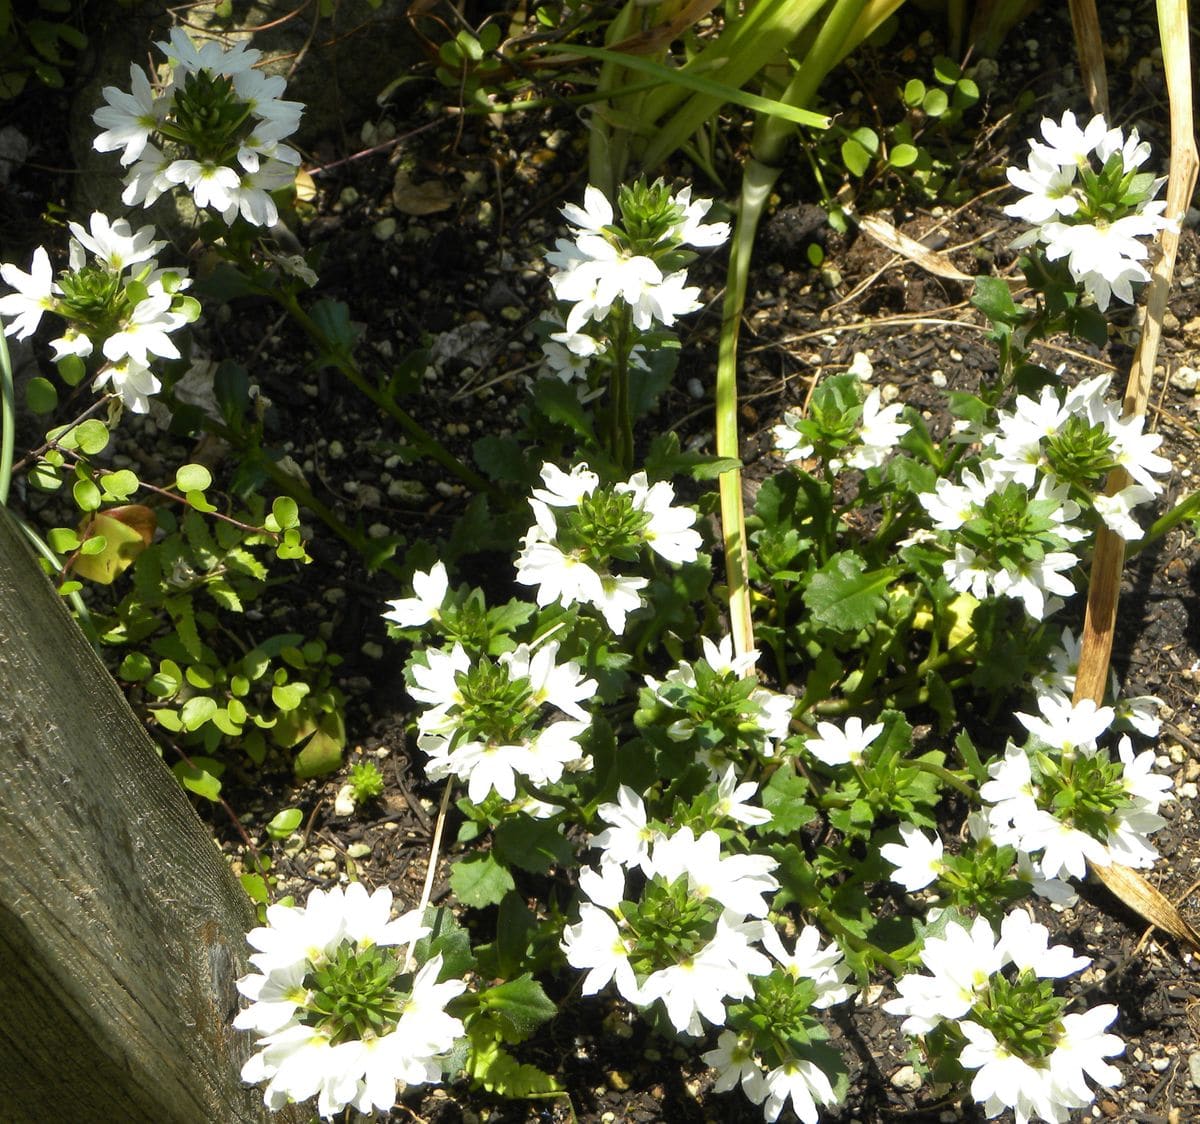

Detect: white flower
[514, 538, 606, 611]
[165, 159, 242, 211]
[1016, 693, 1114, 756]
[879, 824, 945, 891]
[562, 900, 641, 1003]
[67, 212, 164, 272]
[1116, 735, 1171, 810]
[773, 410, 814, 463]
[92, 63, 164, 165]
[158, 27, 260, 77]
[999, 908, 1090, 977]
[408, 642, 471, 727]
[593, 570, 649, 633]
[803, 716, 883, 767]
[883, 914, 1005, 1035]
[1048, 1004, 1124, 1106]
[500, 638, 597, 720]
[1032, 110, 1109, 167]
[638, 914, 770, 1035]
[958, 1020, 1063, 1124]
[93, 356, 162, 414]
[101, 290, 188, 366]
[615, 471, 702, 564]
[844, 387, 910, 470]
[650, 827, 779, 918]
[0, 246, 58, 339]
[532, 460, 600, 508]
[382, 561, 449, 628]
[702, 1030, 761, 1094]
[745, 1056, 838, 1124]
[1093, 483, 1154, 539]
[761, 924, 855, 1008]
[590, 785, 657, 872]
[712, 765, 771, 827]
[670, 185, 730, 247]
[1017, 807, 1112, 881]
[1005, 150, 1081, 224]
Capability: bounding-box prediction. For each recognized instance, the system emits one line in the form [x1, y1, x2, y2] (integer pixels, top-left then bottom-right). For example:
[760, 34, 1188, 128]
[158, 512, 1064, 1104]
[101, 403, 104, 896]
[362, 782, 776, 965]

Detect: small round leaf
[176, 464, 213, 493]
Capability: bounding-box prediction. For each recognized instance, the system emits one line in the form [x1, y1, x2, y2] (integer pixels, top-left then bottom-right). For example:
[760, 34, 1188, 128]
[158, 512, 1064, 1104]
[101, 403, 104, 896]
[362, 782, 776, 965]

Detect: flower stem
[407, 778, 455, 971]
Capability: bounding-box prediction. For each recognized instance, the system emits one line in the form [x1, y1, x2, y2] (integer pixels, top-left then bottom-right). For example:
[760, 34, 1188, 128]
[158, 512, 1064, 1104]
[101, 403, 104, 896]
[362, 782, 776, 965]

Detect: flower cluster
[515, 461, 702, 633]
[1005, 110, 1172, 310]
[0, 212, 196, 413]
[886, 909, 1123, 1124]
[93, 28, 302, 227]
[236, 884, 465, 1118]
[980, 692, 1171, 881]
[772, 373, 910, 474]
[919, 461, 1087, 620]
[562, 797, 780, 1035]
[546, 181, 728, 337]
[702, 922, 854, 1122]
[639, 634, 795, 765]
[407, 636, 597, 805]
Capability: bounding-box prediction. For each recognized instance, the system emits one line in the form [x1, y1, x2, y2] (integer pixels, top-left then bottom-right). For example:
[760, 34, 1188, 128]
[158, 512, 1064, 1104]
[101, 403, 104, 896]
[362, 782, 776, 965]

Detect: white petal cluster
[546, 184, 726, 333]
[382, 561, 449, 629]
[802, 716, 883, 768]
[92, 29, 302, 227]
[643, 634, 794, 760]
[885, 909, 1123, 1124]
[772, 385, 910, 472]
[563, 812, 779, 1036]
[1005, 111, 1172, 310]
[920, 465, 1085, 620]
[409, 638, 597, 803]
[981, 694, 1170, 881]
[514, 461, 701, 633]
[236, 884, 465, 1118]
[0, 213, 194, 414]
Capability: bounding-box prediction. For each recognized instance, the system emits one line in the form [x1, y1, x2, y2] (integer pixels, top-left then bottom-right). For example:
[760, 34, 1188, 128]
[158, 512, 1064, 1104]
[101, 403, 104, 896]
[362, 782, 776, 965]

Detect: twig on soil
[405, 778, 455, 970]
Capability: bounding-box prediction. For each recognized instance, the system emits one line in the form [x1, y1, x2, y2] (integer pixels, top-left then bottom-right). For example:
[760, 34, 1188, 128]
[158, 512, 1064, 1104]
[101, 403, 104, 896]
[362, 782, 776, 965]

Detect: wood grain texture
[0, 507, 301, 1124]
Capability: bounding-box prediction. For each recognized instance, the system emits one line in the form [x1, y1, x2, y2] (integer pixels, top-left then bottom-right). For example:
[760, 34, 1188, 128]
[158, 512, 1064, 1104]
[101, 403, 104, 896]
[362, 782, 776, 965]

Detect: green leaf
[271, 680, 310, 712]
[176, 463, 212, 492]
[78, 534, 107, 556]
[180, 695, 218, 730]
[932, 55, 961, 83]
[972, 275, 1021, 325]
[72, 476, 101, 512]
[761, 764, 817, 835]
[803, 551, 897, 632]
[240, 873, 270, 904]
[292, 718, 345, 778]
[25, 375, 57, 414]
[465, 1019, 562, 1097]
[266, 807, 303, 840]
[493, 816, 573, 874]
[840, 137, 872, 177]
[47, 526, 80, 553]
[271, 496, 299, 530]
[532, 376, 597, 442]
[172, 755, 224, 801]
[902, 77, 925, 106]
[57, 354, 86, 386]
[309, 299, 362, 365]
[75, 419, 110, 455]
[118, 651, 152, 681]
[889, 143, 919, 169]
[477, 974, 558, 1038]
[28, 463, 62, 491]
[100, 468, 139, 501]
[450, 851, 515, 908]
[922, 87, 949, 117]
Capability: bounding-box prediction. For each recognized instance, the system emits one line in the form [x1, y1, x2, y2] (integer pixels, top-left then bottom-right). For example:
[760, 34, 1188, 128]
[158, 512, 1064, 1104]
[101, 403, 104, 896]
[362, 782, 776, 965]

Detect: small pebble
[890, 1064, 922, 1092]
[372, 217, 397, 241]
[347, 842, 371, 859]
[687, 377, 705, 399]
[360, 641, 384, 660]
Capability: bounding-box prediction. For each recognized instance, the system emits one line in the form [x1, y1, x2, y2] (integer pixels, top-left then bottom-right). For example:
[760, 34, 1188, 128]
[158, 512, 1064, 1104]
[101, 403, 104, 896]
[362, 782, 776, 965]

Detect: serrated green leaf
[761, 764, 817, 835]
[493, 816, 573, 874]
[450, 851, 514, 908]
[477, 974, 558, 1038]
[803, 552, 897, 632]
